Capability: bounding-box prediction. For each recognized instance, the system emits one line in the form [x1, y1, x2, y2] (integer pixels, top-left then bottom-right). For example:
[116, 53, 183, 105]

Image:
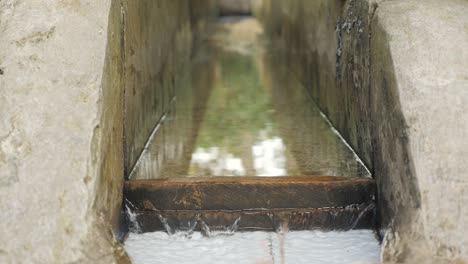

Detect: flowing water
[125, 230, 380, 264]
[128, 17, 370, 180]
[124, 17, 379, 263]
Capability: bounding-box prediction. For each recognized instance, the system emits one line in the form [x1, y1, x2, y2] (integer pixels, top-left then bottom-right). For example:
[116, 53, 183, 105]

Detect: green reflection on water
[130, 18, 370, 179]
[195, 51, 275, 156]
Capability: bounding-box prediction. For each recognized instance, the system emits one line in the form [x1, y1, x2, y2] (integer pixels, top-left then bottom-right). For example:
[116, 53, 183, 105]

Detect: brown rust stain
[124, 176, 374, 211]
[125, 175, 373, 189]
[142, 200, 157, 210]
[173, 185, 203, 209]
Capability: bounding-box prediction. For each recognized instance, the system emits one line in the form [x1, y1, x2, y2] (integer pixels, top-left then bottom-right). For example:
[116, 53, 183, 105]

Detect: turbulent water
[125, 230, 381, 264]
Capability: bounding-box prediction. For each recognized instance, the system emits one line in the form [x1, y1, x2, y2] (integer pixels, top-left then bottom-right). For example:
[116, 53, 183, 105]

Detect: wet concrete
[124, 18, 375, 233]
[128, 18, 370, 180]
[125, 176, 375, 231]
[131, 206, 374, 233]
[125, 176, 374, 210]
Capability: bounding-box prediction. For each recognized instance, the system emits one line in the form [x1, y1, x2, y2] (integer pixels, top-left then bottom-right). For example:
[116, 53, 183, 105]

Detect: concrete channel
[122, 14, 377, 238]
[0, 0, 467, 263]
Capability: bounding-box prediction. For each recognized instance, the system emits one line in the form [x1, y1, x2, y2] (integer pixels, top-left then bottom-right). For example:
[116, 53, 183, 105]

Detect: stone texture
[260, 0, 468, 262]
[0, 0, 217, 263]
[372, 1, 468, 263]
[0, 1, 128, 263]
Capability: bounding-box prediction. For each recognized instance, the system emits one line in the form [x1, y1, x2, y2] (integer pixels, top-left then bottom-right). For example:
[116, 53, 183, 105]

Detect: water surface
[124, 16, 378, 264]
[125, 230, 381, 264]
[129, 18, 370, 179]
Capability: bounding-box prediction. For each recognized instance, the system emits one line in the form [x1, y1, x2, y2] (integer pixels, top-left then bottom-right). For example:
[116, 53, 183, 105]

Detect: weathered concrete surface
[132, 206, 374, 233]
[261, 0, 468, 263]
[0, 1, 128, 263]
[372, 1, 468, 263]
[0, 0, 217, 263]
[125, 176, 375, 232]
[126, 2, 220, 181]
[261, 0, 374, 170]
[123, 1, 193, 176]
[125, 176, 375, 210]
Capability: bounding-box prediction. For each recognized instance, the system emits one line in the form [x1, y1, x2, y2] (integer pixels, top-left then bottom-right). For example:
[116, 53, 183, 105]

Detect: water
[124, 17, 378, 263]
[126, 202, 375, 234]
[125, 230, 381, 264]
[129, 18, 370, 180]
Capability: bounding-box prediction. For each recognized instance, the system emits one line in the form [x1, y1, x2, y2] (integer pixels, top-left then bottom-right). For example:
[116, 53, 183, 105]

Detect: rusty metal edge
[125, 175, 374, 188]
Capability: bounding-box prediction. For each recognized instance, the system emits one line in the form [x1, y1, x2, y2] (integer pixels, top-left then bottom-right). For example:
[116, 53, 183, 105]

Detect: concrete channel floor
[124, 17, 379, 263]
[128, 17, 371, 180]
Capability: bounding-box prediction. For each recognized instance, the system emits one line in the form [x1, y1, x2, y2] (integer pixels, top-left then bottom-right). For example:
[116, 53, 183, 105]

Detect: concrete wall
[122, 1, 193, 176]
[0, 0, 216, 263]
[373, 2, 468, 262]
[260, 0, 468, 263]
[0, 1, 128, 263]
[124, 1, 218, 181]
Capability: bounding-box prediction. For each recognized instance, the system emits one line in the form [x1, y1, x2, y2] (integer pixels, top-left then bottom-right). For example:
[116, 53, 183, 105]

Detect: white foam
[125, 230, 381, 264]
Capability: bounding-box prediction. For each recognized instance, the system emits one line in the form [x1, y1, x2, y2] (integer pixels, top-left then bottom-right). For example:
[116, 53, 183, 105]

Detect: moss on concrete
[260, 0, 468, 262]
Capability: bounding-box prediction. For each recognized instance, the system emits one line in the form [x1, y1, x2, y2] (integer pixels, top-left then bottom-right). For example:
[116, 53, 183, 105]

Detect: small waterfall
[198, 218, 212, 237]
[125, 204, 376, 238]
[156, 213, 175, 235]
[172, 213, 200, 239]
[125, 203, 142, 233]
[156, 213, 201, 238]
[196, 215, 242, 237]
[228, 216, 242, 233]
[350, 203, 375, 230]
[329, 210, 339, 229]
[182, 213, 200, 237]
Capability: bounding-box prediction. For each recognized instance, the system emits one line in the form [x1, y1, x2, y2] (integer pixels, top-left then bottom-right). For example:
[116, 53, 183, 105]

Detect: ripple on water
[124, 230, 381, 264]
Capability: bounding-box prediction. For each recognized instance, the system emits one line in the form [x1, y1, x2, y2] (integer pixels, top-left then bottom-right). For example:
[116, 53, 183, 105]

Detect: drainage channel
[124, 17, 380, 264]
